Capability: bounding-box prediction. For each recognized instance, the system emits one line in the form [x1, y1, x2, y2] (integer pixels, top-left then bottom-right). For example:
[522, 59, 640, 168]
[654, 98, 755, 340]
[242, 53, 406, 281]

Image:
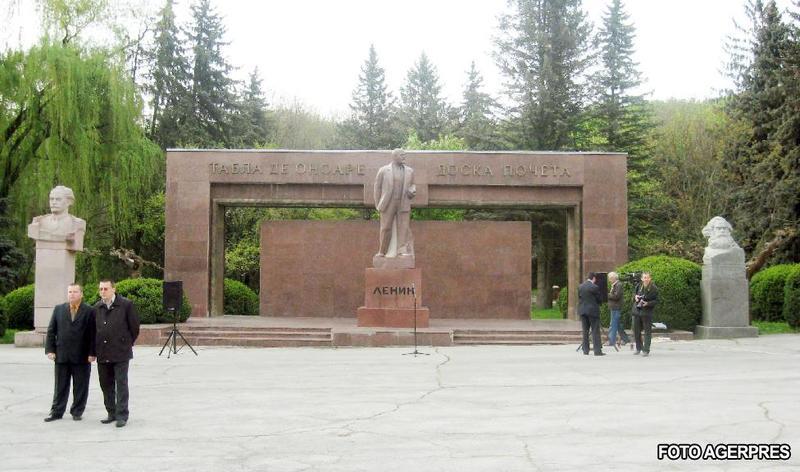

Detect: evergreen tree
[147, 0, 192, 148]
[339, 44, 400, 149]
[231, 67, 272, 147]
[400, 52, 449, 143]
[456, 61, 499, 150]
[723, 0, 799, 262]
[591, 0, 663, 258]
[495, 0, 592, 150]
[185, 0, 238, 147]
[0, 198, 26, 293]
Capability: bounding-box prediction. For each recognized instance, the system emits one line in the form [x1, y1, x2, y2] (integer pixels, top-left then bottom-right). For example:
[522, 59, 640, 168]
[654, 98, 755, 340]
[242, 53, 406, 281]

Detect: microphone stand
[403, 283, 428, 357]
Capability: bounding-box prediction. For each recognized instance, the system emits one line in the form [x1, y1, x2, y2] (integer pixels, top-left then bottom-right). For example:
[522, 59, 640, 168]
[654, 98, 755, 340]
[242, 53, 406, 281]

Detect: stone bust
[701, 216, 743, 265]
[28, 185, 86, 251]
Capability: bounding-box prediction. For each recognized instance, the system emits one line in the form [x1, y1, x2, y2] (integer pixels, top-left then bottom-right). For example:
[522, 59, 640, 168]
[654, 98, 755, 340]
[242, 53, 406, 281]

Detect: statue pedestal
[696, 260, 757, 339]
[32, 240, 78, 332]
[357, 268, 429, 328]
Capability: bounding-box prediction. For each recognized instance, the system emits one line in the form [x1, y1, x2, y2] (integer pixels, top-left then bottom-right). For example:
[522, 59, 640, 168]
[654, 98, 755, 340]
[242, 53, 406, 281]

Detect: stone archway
[165, 150, 628, 320]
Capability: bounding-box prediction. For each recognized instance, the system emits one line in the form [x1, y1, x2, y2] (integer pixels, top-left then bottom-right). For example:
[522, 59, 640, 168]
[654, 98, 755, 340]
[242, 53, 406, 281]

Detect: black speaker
[163, 281, 183, 312]
[594, 272, 609, 303]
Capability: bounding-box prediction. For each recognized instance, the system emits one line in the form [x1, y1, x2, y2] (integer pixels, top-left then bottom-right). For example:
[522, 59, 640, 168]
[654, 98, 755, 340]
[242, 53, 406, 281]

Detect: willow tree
[0, 42, 163, 277]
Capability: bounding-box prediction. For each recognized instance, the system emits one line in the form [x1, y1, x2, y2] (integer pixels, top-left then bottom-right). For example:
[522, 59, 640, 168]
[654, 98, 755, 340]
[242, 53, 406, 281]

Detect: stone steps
[157, 327, 333, 347]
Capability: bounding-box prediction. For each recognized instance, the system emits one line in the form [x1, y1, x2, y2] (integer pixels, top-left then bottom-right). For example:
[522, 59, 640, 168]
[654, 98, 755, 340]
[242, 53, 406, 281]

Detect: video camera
[619, 271, 642, 286]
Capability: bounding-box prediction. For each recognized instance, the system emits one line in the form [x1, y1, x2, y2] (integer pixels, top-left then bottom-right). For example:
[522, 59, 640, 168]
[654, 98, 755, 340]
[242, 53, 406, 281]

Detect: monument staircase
[452, 329, 584, 345]
[151, 325, 333, 348]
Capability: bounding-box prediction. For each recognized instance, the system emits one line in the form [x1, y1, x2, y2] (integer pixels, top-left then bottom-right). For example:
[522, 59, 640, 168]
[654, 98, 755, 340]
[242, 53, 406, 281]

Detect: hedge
[113, 278, 191, 324]
[0, 294, 6, 337]
[783, 266, 800, 328]
[557, 287, 569, 317]
[2, 284, 34, 330]
[224, 278, 259, 316]
[750, 264, 795, 322]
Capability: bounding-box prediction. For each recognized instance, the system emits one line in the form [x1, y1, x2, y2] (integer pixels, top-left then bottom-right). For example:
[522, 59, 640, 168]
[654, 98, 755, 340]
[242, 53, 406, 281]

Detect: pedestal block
[357, 268, 429, 328]
[33, 240, 77, 332]
[696, 260, 757, 339]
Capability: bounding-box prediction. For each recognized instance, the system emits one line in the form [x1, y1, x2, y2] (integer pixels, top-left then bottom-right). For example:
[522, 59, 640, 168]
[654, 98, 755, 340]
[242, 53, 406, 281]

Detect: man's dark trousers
[633, 314, 652, 353]
[580, 314, 602, 355]
[50, 363, 91, 417]
[97, 361, 130, 421]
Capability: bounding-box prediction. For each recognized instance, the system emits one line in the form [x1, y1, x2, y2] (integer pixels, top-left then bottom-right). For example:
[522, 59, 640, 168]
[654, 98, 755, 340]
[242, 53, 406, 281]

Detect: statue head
[702, 216, 737, 250]
[391, 148, 406, 165]
[49, 186, 75, 215]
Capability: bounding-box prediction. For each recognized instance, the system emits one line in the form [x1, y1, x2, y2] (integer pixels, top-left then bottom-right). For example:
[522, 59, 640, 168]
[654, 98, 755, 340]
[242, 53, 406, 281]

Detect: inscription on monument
[209, 162, 366, 176]
[372, 285, 416, 296]
[433, 163, 571, 178]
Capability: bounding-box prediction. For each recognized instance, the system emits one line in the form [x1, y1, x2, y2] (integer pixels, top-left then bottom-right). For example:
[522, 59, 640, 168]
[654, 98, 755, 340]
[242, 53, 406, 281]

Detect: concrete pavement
[1, 335, 798, 471]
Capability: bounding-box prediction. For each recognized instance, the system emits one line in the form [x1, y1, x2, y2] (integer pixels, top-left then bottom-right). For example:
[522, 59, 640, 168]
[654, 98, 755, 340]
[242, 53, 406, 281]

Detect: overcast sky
[2, 0, 796, 118]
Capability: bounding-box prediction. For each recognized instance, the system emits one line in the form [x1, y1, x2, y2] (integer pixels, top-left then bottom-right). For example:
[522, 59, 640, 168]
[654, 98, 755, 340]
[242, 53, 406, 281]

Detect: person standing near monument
[94, 280, 140, 428]
[606, 272, 629, 346]
[578, 272, 605, 356]
[374, 149, 416, 259]
[632, 272, 658, 357]
[44, 284, 96, 422]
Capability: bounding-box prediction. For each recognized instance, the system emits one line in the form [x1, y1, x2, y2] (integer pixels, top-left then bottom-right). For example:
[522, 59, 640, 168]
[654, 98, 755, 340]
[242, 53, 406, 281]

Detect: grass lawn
[1, 329, 17, 344]
[751, 321, 800, 335]
[531, 307, 563, 319]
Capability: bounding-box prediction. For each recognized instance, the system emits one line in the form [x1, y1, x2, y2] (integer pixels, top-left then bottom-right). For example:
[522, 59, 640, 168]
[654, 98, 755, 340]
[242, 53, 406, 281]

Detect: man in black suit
[44, 284, 96, 422]
[578, 272, 605, 356]
[95, 280, 140, 428]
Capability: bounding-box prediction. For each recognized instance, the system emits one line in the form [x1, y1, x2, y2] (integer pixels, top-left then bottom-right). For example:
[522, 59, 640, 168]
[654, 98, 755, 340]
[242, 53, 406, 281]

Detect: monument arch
[165, 150, 628, 320]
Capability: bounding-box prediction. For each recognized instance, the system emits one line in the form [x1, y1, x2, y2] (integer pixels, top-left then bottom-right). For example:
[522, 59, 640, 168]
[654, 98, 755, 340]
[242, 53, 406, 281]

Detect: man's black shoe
[115, 419, 127, 428]
[594, 352, 606, 356]
[72, 415, 82, 421]
[100, 416, 115, 424]
[43, 415, 62, 422]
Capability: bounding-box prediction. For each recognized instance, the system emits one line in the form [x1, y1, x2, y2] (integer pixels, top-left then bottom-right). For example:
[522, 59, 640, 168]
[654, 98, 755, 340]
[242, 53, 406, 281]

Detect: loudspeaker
[594, 272, 609, 303]
[163, 280, 183, 312]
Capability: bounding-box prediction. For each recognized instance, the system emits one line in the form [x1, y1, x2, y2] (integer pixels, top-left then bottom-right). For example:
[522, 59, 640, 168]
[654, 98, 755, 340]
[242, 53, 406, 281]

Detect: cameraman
[606, 272, 629, 346]
[632, 272, 658, 357]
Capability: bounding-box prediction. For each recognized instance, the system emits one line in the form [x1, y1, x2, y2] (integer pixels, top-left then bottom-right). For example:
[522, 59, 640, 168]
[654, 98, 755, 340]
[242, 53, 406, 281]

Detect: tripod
[403, 284, 428, 357]
[159, 308, 198, 358]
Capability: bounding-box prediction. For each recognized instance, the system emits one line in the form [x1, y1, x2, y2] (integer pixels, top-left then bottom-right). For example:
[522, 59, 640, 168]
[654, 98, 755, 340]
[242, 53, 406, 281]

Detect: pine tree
[495, 0, 592, 150]
[339, 45, 400, 149]
[0, 198, 26, 293]
[185, 0, 238, 147]
[147, 0, 192, 148]
[723, 0, 799, 261]
[400, 52, 449, 143]
[231, 67, 272, 147]
[456, 62, 499, 150]
[591, 0, 663, 258]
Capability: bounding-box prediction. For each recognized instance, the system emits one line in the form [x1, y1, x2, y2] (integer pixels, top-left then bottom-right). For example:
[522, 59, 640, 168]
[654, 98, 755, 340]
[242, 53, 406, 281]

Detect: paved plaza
[1, 335, 798, 472]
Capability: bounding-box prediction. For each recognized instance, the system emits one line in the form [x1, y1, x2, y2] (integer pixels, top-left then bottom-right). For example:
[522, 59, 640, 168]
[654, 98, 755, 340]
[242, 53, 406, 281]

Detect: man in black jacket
[44, 284, 96, 422]
[95, 280, 140, 428]
[578, 272, 605, 356]
[633, 272, 659, 357]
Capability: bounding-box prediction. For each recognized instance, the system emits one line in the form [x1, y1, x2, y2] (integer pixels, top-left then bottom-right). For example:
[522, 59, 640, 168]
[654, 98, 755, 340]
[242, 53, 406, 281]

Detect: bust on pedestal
[695, 216, 757, 339]
[26, 186, 86, 335]
[358, 150, 430, 328]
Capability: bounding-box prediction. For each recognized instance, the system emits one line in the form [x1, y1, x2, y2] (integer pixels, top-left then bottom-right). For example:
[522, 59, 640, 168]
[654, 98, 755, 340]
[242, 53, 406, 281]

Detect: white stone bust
[701, 216, 743, 265]
[27, 185, 86, 251]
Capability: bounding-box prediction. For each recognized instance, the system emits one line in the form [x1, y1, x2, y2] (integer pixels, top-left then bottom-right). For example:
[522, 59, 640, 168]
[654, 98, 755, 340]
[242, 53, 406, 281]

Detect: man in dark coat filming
[44, 283, 96, 422]
[578, 272, 605, 356]
[94, 280, 140, 428]
[633, 272, 658, 357]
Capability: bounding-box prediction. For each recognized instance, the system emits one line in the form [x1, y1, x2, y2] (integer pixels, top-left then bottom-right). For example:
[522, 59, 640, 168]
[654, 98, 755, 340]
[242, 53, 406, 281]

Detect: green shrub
[605, 256, 702, 332]
[224, 278, 259, 315]
[114, 278, 191, 324]
[2, 284, 34, 330]
[0, 294, 6, 338]
[783, 266, 800, 329]
[750, 264, 795, 322]
[557, 287, 569, 317]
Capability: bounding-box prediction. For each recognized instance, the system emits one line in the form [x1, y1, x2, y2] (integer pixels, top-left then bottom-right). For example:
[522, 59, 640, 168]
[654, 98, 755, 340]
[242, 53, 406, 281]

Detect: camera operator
[578, 272, 605, 356]
[632, 272, 658, 357]
[606, 272, 629, 346]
